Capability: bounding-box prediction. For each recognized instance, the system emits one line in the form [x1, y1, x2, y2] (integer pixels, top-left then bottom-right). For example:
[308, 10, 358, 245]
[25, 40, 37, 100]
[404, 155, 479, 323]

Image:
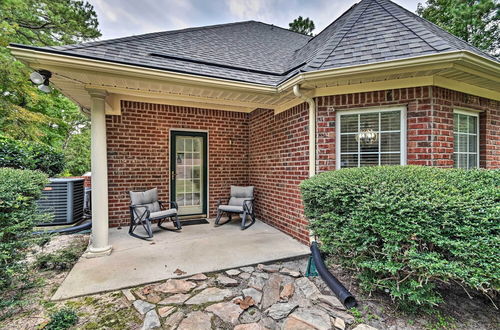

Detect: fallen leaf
[174, 268, 187, 275]
[234, 296, 255, 310]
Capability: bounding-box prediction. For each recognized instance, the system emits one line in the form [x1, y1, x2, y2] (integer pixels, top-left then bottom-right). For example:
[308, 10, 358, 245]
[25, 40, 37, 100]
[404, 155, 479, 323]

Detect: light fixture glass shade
[30, 71, 45, 84]
[38, 84, 51, 93]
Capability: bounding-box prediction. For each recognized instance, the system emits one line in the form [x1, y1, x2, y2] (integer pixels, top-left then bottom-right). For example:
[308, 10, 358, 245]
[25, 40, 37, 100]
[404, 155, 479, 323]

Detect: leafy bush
[45, 308, 78, 330]
[0, 134, 64, 177]
[0, 167, 48, 290]
[300, 166, 499, 310]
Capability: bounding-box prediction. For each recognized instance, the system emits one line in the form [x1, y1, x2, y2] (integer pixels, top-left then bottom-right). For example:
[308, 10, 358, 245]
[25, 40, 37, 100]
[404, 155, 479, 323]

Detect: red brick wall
[316, 86, 500, 170]
[248, 106, 310, 244]
[105, 101, 249, 227]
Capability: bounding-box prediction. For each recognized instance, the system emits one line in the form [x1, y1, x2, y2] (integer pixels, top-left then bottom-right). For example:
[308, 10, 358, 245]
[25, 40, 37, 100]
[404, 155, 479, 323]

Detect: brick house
[10, 0, 499, 256]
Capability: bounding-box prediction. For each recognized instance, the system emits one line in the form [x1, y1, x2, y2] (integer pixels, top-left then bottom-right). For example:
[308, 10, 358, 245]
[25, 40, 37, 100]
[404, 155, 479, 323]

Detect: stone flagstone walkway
[122, 257, 378, 330]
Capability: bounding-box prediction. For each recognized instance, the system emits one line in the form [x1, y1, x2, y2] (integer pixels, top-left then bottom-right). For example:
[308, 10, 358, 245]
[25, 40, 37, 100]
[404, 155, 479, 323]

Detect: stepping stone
[288, 308, 331, 330]
[331, 310, 355, 325]
[317, 294, 346, 311]
[226, 269, 241, 276]
[248, 276, 266, 291]
[164, 311, 184, 329]
[280, 268, 301, 278]
[158, 306, 175, 318]
[187, 273, 207, 281]
[133, 300, 155, 315]
[206, 301, 244, 325]
[159, 293, 190, 305]
[255, 272, 270, 279]
[259, 316, 277, 329]
[145, 293, 161, 304]
[122, 289, 136, 301]
[141, 309, 161, 330]
[240, 266, 255, 273]
[177, 311, 211, 330]
[282, 317, 316, 330]
[194, 283, 208, 292]
[239, 272, 251, 280]
[333, 317, 345, 330]
[234, 323, 265, 330]
[352, 324, 379, 330]
[295, 277, 321, 299]
[185, 287, 233, 305]
[154, 279, 196, 294]
[257, 264, 280, 273]
[266, 302, 298, 320]
[261, 274, 282, 309]
[280, 283, 295, 300]
[242, 287, 262, 305]
[217, 274, 238, 287]
[239, 306, 262, 324]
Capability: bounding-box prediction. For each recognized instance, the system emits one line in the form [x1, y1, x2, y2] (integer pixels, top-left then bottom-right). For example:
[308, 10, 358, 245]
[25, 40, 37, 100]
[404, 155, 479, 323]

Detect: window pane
[381, 153, 401, 165]
[359, 113, 379, 131]
[468, 116, 477, 134]
[380, 111, 400, 131]
[453, 113, 459, 131]
[459, 154, 467, 169]
[453, 134, 459, 152]
[380, 132, 400, 152]
[340, 154, 358, 168]
[341, 134, 358, 153]
[459, 114, 468, 132]
[341, 115, 358, 133]
[468, 135, 477, 153]
[453, 153, 458, 168]
[468, 154, 477, 169]
[360, 140, 379, 153]
[458, 134, 467, 152]
[360, 153, 379, 167]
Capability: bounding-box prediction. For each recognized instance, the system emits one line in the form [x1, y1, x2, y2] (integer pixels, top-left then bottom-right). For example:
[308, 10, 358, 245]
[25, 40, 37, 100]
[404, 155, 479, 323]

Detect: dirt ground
[324, 261, 500, 330]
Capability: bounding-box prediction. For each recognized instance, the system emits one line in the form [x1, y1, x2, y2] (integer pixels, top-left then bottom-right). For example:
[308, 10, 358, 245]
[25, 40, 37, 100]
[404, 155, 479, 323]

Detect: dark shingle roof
[12, 0, 497, 86]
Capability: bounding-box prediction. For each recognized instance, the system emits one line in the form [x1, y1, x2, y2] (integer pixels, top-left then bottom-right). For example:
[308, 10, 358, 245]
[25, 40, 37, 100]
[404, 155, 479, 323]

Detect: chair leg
[240, 211, 247, 230]
[173, 214, 181, 230]
[215, 210, 232, 227]
[241, 211, 256, 230]
[129, 218, 154, 240]
[158, 215, 182, 231]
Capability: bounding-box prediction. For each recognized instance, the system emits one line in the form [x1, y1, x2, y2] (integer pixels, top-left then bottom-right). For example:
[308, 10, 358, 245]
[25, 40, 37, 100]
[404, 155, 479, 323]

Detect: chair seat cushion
[150, 208, 177, 219]
[218, 205, 244, 213]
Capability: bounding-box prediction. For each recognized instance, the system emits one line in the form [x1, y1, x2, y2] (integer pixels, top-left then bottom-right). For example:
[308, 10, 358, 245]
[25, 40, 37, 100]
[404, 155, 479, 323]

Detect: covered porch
[52, 218, 309, 300]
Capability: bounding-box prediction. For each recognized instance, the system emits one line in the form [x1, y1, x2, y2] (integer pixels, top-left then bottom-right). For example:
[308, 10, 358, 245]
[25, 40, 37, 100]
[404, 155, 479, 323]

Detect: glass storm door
[170, 131, 207, 216]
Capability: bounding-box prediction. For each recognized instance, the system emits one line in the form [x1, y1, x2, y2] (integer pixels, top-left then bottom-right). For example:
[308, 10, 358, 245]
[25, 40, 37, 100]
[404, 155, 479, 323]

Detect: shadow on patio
[52, 219, 309, 300]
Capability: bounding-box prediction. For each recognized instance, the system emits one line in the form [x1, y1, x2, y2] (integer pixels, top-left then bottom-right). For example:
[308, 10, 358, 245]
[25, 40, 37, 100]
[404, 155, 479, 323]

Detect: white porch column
[84, 89, 112, 258]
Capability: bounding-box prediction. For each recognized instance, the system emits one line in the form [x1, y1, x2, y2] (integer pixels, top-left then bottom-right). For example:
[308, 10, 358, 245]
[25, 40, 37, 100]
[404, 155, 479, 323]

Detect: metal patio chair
[129, 188, 181, 240]
[215, 186, 255, 230]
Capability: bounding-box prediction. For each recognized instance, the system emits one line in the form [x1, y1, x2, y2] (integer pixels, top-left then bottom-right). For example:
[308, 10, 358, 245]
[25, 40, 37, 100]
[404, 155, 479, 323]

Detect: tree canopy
[0, 0, 101, 175]
[288, 16, 315, 36]
[417, 0, 499, 58]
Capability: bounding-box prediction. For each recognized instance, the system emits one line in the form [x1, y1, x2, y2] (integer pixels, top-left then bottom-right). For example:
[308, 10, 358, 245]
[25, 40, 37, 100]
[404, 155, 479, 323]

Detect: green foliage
[62, 127, 91, 176]
[0, 0, 98, 175]
[300, 166, 500, 310]
[45, 307, 78, 330]
[289, 16, 315, 36]
[0, 167, 48, 290]
[417, 0, 499, 58]
[0, 134, 64, 177]
[35, 242, 87, 271]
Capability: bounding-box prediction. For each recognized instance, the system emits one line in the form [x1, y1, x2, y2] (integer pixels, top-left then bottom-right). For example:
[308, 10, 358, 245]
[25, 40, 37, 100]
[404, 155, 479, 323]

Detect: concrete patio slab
[52, 219, 309, 300]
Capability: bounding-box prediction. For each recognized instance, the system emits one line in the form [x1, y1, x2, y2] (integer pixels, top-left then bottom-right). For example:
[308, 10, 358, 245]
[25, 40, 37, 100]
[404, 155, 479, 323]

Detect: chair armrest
[130, 204, 150, 219]
[159, 200, 178, 210]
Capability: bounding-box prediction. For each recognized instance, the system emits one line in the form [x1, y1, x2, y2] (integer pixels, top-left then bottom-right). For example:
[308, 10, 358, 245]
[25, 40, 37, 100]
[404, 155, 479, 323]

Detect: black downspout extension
[33, 221, 92, 235]
[310, 241, 357, 309]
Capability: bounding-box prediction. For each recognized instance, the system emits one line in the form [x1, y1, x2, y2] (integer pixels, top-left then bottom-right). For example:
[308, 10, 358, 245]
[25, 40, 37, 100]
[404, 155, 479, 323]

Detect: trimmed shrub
[300, 166, 499, 310]
[0, 135, 64, 177]
[0, 167, 48, 290]
[45, 308, 78, 330]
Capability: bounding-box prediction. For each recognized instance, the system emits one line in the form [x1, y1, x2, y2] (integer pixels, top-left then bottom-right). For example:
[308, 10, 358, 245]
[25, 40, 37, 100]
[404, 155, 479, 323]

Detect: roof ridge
[373, 0, 439, 52]
[298, 0, 369, 70]
[376, 0, 497, 61]
[49, 20, 258, 51]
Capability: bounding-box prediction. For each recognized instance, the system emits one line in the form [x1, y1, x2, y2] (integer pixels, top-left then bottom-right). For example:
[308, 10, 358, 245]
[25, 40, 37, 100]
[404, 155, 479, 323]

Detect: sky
[87, 0, 423, 40]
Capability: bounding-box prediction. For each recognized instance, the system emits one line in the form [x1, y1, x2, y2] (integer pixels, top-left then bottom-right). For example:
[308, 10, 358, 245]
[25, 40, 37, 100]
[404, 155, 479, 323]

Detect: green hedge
[0, 168, 48, 290]
[300, 166, 499, 310]
[0, 135, 64, 177]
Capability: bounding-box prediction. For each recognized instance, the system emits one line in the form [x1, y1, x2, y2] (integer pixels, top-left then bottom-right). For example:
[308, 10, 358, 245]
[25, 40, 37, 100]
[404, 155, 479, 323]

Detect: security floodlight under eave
[30, 71, 45, 84]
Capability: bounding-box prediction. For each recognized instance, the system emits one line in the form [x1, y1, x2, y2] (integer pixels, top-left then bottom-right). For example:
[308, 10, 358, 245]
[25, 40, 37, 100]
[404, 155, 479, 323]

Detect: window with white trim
[453, 110, 479, 169]
[336, 107, 406, 168]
